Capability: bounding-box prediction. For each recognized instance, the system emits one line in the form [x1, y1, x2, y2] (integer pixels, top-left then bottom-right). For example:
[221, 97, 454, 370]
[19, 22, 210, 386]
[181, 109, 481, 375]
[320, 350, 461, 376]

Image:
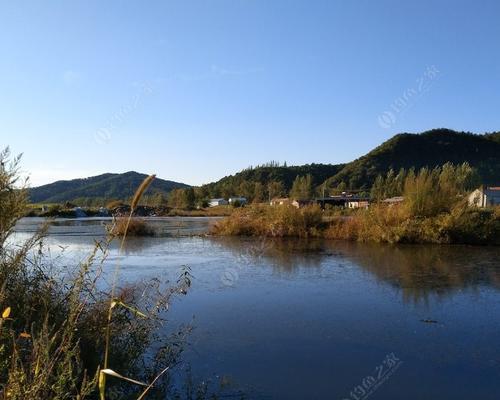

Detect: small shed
[270, 197, 291, 206]
[347, 200, 369, 209]
[381, 196, 404, 206]
[315, 195, 370, 209]
[291, 199, 314, 208]
[209, 198, 229, 207]
[228, 197, 247, 206]
[468, 187, 500, 207]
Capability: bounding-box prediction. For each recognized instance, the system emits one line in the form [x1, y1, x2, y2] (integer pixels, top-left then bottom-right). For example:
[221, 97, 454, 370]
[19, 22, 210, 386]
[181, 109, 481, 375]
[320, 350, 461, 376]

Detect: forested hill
[30, 129, 500, 204]
[201, 163, 345, 198]
[29, 171, 189, 203]
[324, 129, 500, 189]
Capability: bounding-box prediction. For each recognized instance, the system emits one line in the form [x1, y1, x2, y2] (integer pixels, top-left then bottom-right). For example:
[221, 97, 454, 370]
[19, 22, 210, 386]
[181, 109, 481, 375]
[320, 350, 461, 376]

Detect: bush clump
[440, 205, 500, 245]
[211, 204, 324, 238]
[109, 217, 155, 237]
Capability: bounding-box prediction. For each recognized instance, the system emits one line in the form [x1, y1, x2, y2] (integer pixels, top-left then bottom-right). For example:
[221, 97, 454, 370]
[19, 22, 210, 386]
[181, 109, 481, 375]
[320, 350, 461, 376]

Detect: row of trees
[402, 163, 480, 217]
[45, 162, 483, 211]
[166, 180, 288, 209]
[370, 162, 480, 203]
[166, 174, 318, 209]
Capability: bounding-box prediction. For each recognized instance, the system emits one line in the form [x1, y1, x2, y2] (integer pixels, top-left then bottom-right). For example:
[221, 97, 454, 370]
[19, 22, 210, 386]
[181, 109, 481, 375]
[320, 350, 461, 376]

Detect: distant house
[347, 200, 369, 209]
[291, 199, 313, 208]
[228, 197, 247, 206]
[315, 194, 370, 209]
[381, 196, 404, 206]
[209, 198, 229, 207]
[468, 187, 500, 207]
[270, 197, 291, 206]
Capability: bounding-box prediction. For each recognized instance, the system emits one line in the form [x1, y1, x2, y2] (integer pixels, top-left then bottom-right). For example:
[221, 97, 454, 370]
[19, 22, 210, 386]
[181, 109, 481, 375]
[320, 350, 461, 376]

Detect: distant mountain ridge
[29, 171, 189, 203]
[324, 129, 500, 189]
[30, 129, 500, 203]
[201, 129, 500, 197]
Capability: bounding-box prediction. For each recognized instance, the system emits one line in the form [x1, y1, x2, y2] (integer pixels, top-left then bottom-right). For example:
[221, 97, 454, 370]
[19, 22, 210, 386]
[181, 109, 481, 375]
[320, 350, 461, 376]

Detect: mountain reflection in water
[214, 237, 500, 303]
[13, 217, 500, 399]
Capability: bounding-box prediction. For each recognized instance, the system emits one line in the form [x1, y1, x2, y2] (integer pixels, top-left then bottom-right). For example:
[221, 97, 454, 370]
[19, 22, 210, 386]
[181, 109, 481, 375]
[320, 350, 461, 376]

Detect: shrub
[109, 218, 155, 237]
[211, 204, 324, 238]
[46, 204, 62, 216]
[440, 204, 500, 245]
[324, 217, 360, 241]
[106, 200, 126, 210]
[0, 148, 27, 246]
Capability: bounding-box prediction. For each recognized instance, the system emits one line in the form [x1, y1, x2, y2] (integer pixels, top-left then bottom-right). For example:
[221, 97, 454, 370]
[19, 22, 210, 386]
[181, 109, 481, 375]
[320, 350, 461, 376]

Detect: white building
[209, 198, 229, 207]
[382, 196, 404, 206]
[228, 197, 247, 206]
[468, 187, 500, 207]
[270, 197, 291, 206]
[347, 200, 369, 209]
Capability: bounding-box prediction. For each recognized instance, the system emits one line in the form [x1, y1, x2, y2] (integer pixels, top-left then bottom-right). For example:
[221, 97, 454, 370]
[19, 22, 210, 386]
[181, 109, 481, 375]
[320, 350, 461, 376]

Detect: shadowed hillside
[324, 129, 500, 189]
[202, 163, 345, 198]
[29, 171, 189, 203]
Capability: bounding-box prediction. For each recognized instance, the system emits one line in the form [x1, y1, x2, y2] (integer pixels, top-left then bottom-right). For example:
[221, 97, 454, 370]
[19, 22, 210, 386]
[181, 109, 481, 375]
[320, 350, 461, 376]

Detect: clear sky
[2, 0, 500, 186]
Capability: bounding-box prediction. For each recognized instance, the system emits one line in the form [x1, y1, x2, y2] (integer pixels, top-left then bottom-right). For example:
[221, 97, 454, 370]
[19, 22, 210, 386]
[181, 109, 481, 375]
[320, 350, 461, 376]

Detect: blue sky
[2, 0, 500, 186]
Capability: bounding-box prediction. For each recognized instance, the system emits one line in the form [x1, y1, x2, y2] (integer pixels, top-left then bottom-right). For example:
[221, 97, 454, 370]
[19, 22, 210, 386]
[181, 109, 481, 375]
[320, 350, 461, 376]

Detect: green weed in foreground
[0, 149, 239, 399]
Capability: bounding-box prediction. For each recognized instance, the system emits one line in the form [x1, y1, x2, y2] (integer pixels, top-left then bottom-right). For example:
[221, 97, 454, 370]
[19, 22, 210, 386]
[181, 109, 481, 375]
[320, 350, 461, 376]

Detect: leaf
[137, 366, 170, 400]
[101, 368, 147, 387]
[2, 307, 11, 319]
[19, 332, 31, 339]
[113, 300, 147, 318]
[99, 370, 106, 400]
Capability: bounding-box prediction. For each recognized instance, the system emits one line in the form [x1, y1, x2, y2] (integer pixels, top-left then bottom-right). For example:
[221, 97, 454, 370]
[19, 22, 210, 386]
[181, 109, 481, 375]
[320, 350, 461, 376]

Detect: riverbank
[211, 204, 500, 245]
[25, 204, 233, 218]
[10, 216, 500, 400]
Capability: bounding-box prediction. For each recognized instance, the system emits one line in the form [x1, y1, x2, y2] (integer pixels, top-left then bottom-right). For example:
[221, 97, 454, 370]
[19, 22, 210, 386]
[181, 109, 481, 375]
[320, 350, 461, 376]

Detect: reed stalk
[101, 174, 155, 400]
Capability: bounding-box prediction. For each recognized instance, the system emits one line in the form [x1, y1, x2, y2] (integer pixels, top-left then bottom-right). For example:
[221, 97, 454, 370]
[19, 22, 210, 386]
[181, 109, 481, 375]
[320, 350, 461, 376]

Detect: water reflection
[13, 217, 500, 399]
[214, 237, 500, 303]
[15, 216, 219, 238]
[15, 218, 500, 304]
[333, 242, 500, 304]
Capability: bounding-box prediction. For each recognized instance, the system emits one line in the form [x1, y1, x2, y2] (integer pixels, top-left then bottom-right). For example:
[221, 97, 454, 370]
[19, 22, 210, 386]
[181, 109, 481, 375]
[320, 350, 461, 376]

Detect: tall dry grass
[0, 158, 202, 399]
[101, 174, 156, 400]
[108, 218, 154, 237]
[211, 199, 500, 245]
[211, 204, 324, 238]
[325, 203, 500, 244]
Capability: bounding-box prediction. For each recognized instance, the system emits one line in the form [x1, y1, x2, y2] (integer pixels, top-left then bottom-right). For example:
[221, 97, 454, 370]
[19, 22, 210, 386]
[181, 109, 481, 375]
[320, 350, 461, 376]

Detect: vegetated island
[211, 163, 500, 245]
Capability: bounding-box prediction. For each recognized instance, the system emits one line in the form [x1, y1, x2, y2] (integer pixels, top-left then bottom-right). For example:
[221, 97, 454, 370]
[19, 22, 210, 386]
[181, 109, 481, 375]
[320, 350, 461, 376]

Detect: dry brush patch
[108, 217, 155, 237]
[211, 204, 325, 238]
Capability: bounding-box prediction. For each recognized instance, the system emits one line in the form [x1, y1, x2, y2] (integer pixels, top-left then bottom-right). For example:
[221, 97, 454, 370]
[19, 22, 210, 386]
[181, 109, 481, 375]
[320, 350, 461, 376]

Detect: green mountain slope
[29, 171, 189, 203]
[325, 129, 500, 189]
[30, 129, 500, 204]
[202, 163, 345, 197]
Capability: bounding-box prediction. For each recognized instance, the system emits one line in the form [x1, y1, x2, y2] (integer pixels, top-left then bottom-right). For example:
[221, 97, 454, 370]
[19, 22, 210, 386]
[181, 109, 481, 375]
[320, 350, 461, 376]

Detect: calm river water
[14, 217, 500, 399]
